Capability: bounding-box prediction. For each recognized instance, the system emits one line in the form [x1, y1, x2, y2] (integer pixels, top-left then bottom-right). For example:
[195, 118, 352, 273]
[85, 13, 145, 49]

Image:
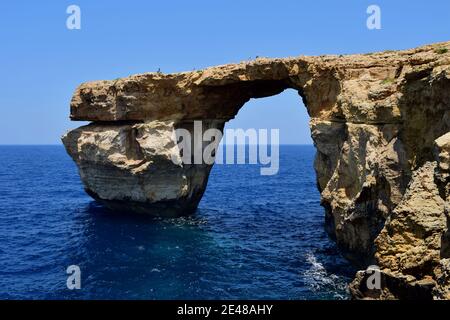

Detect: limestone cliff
[62, 41, 450, 299]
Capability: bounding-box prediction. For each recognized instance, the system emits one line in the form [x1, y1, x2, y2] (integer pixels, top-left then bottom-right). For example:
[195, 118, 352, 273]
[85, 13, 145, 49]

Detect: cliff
[62, 41, 450, 299]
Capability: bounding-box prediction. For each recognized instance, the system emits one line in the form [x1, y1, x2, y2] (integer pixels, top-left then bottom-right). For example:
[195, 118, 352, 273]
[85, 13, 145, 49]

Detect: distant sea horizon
[0, 143, 315, 146]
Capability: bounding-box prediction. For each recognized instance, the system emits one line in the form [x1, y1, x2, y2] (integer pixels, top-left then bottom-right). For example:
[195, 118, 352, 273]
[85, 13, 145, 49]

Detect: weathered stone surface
[62, 120, 224, 217]
[350, 133, 450, 299]
[62, 41, 450, 299]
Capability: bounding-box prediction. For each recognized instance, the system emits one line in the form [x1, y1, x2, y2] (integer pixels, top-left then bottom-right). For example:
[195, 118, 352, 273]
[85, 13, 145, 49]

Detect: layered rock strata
[62, 42, 450, 299]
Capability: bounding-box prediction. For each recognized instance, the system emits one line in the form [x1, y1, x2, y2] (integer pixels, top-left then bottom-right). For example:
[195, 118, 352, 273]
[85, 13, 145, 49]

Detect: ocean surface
[0, 145, 355, 299]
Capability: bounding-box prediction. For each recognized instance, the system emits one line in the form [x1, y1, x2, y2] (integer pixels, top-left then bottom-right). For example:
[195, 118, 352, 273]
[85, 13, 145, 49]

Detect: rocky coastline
[63, 41, 450, 299]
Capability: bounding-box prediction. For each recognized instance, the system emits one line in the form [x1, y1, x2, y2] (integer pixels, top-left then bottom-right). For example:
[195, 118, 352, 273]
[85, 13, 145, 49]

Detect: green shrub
[381, 78, 395, 85]
[435, 47, 448, 54]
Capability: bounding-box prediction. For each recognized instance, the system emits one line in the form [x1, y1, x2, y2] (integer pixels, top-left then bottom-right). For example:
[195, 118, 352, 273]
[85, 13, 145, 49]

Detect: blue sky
[0, 1, 449, 144]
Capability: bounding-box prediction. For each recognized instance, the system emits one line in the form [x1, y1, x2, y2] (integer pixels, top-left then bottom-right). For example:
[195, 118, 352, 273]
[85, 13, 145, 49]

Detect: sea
[0, 145, 355, 299]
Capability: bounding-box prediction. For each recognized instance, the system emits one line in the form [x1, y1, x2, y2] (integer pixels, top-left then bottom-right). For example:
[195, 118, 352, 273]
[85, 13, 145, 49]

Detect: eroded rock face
[62, 41, 450, 299]
[350, 133, 450, 299]
[63, 120, 224, 217]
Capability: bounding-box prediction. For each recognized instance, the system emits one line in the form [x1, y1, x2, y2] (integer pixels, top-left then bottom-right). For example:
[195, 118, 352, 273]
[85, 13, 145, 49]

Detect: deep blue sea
[0, 145, 355, 299]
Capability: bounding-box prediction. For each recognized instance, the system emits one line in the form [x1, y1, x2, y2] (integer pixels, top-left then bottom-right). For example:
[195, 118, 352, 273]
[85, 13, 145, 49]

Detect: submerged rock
[62, 41, 450, 299]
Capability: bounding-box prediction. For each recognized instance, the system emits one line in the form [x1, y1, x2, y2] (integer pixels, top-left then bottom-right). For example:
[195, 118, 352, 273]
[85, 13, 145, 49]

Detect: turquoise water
[0, 145, 355, 299]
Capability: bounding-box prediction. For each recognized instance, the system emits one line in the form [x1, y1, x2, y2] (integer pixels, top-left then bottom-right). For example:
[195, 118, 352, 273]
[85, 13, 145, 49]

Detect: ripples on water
[0, 145, 355, 299]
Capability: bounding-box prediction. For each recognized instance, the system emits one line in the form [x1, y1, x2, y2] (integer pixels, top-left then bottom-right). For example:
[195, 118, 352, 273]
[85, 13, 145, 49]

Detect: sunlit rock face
[62, 120, 224, 217]
[63, 41, 450, 299]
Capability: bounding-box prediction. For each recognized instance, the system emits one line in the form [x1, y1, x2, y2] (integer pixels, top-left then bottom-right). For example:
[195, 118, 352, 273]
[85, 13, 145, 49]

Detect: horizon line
[0, 143, 315, 146]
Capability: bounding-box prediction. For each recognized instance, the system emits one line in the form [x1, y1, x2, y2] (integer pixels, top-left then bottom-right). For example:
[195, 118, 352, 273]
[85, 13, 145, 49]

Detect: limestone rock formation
[63, 120, 222, 217]
[62, 41, 450, 299]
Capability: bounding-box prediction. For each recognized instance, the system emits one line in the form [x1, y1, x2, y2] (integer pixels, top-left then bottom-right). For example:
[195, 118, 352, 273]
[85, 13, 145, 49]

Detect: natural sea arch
[63, 45, 450, 280]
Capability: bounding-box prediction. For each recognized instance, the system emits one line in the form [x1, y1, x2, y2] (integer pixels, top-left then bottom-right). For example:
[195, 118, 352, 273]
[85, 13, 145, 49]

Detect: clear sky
[1, 1, 449, 144]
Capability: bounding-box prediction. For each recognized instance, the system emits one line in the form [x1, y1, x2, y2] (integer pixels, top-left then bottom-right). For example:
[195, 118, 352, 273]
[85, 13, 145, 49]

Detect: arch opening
[222, 88, 312, 146]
